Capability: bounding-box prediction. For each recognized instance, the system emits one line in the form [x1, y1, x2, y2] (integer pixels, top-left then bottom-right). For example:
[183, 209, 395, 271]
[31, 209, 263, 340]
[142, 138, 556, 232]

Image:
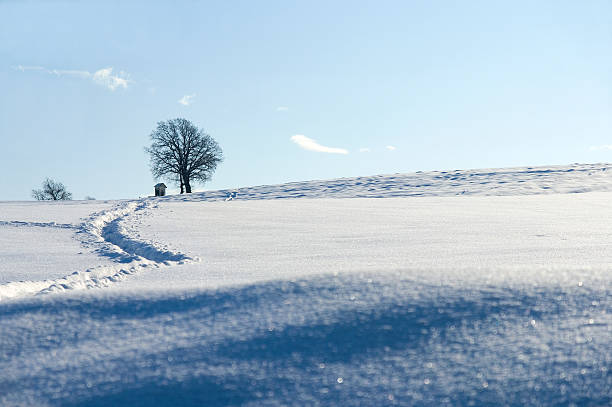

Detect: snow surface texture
[164, 162, 612, 201]
[0, 163, 610, 406]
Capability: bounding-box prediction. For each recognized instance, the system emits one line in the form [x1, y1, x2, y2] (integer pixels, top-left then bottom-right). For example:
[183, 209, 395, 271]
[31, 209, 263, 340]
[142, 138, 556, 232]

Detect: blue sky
[1, 0, 610, 200]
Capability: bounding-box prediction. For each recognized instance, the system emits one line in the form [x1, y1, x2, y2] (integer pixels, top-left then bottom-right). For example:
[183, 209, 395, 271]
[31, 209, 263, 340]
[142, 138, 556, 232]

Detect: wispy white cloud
[14, 65, 131, 90]
[276, 106, 289, 111]
[50, 69, 90, 78]
[589, 145, 612, 151]
[291, 135, 349, 155]
[15, 65, 45, 72]
[359, 148, 371, 153]
[178, 93, 196, 106]
[386, 145, 397, 151]
[92, 67, 129, 90]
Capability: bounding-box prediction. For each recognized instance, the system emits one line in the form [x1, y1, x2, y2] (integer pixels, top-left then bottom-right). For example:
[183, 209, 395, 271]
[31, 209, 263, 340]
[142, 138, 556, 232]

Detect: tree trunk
[184, 177, 192, 193]
[179, 174, 184, 194]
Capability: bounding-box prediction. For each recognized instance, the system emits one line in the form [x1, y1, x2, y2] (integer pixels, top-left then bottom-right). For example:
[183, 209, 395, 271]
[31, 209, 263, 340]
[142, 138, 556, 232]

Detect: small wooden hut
[154, 183, 167, 197]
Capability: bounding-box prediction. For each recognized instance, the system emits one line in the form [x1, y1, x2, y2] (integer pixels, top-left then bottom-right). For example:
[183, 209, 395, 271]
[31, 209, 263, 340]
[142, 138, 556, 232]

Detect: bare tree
[145, 118, 223, 193]
[32, 178, 73, 200]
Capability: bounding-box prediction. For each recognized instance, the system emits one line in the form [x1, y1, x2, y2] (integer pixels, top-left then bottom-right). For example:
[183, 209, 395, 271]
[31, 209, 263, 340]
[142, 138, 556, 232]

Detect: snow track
[0, 201, 195, 301]
[80, 201, 193, 264]
[0, 220, 77, 229]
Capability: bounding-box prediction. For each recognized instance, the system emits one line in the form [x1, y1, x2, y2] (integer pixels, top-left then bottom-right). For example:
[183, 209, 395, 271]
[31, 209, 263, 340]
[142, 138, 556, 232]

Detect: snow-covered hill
[0, 163, 610, 406]
[171, 162, 612, 201]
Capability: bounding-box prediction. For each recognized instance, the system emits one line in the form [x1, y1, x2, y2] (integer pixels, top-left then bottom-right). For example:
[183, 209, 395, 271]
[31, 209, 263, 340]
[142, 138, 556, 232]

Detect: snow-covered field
[1, 163, 610, 406]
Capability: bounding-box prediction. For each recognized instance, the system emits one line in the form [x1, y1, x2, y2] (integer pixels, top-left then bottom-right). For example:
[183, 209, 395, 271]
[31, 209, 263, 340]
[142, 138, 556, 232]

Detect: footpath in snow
[0, 200, 194, 301]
